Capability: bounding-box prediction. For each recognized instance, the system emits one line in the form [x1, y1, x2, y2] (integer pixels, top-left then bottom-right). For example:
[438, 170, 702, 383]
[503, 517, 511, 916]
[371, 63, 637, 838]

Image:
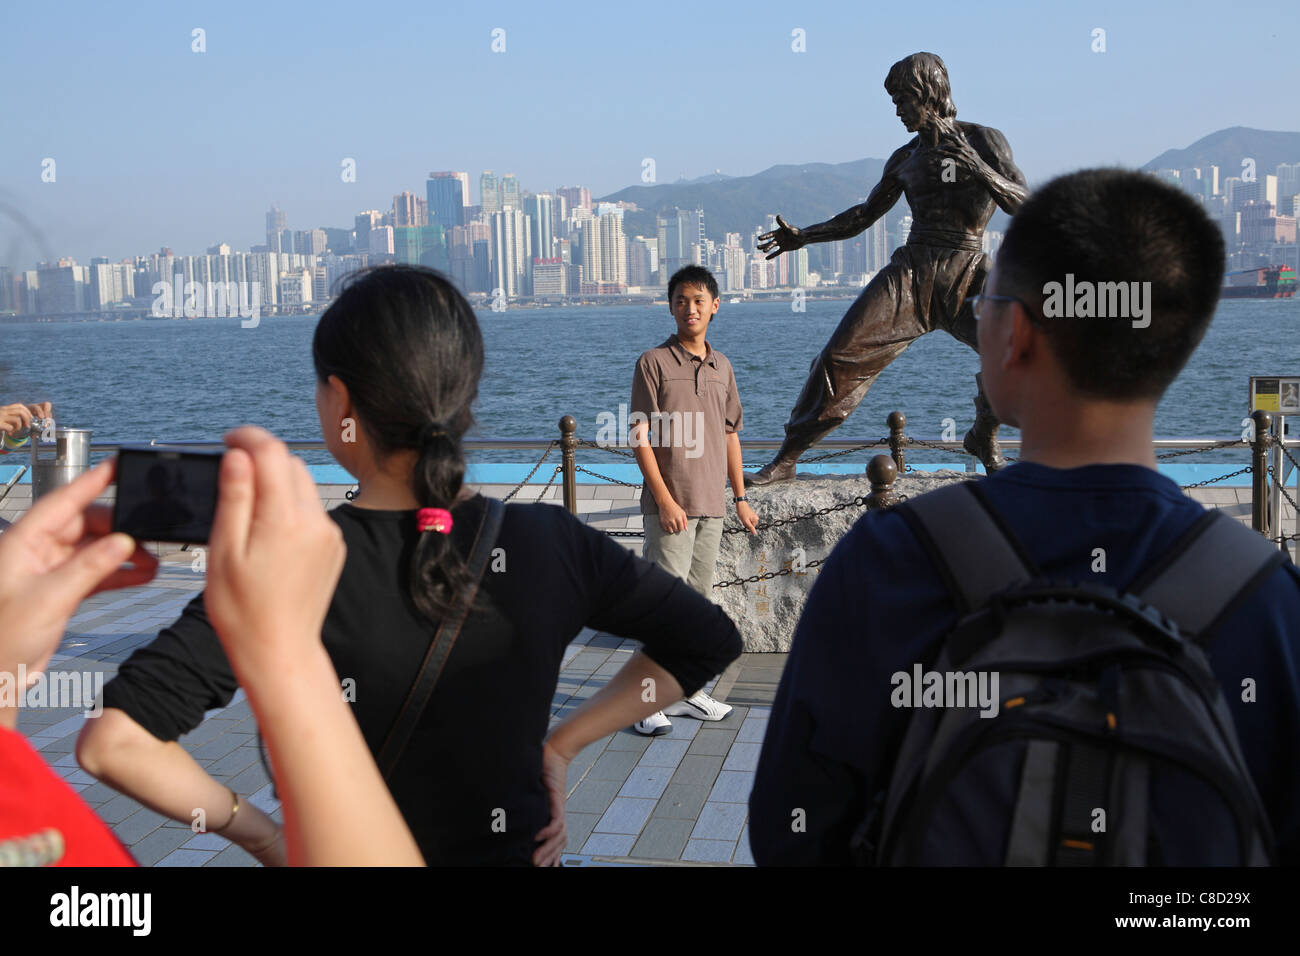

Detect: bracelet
[734, 496, 748, 504]
[213, 789, 241, 833]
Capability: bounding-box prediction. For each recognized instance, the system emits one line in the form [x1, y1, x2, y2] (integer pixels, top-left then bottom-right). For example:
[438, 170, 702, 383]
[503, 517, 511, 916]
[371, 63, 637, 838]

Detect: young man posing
[629, 266, 758, 735]
[749, 169, 1300, 863]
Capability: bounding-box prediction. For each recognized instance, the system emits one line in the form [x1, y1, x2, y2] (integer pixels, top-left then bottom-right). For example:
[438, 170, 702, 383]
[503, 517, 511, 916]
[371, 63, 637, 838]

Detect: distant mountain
[1143, 127, 1300, 177]
[675, 171, 733, 185]
[599, 158, 895, 242]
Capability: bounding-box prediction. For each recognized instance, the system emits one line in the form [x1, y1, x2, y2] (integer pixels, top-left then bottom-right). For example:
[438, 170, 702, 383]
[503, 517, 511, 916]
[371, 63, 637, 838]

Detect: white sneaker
[634, 712, 672, 736]
[663, 691, 732, 721]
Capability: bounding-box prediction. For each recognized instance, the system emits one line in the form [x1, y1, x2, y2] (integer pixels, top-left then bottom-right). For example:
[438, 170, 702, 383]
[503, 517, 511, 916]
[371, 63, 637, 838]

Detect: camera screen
[113, 448, 222, 544]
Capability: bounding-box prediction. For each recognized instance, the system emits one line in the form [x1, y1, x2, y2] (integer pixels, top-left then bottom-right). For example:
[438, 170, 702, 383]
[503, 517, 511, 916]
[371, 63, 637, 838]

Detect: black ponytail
[312, 265, 485, 621]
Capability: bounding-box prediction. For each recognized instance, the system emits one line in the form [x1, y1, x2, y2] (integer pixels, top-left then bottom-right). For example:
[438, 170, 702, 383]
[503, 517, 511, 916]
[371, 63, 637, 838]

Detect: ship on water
[1221, 265, 1297, 299]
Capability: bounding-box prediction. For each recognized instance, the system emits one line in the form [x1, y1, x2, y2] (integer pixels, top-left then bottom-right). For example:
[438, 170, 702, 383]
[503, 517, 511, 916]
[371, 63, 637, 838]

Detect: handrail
[82, 436, 1284, 454]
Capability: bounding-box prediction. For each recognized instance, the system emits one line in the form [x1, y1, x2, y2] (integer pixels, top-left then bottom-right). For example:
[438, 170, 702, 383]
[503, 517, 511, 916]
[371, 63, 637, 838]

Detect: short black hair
[995, 168, 1224, 400]
[667, 265, 719, 304]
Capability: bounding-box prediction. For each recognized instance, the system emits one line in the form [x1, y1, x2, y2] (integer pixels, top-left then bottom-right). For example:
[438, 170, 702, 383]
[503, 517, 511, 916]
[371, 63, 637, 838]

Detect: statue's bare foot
[744, 458, 799, 487]
[963, 426, 1007, 473]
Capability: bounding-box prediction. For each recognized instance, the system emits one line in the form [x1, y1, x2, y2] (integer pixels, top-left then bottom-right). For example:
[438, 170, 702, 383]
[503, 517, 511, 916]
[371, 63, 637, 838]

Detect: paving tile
[736, 717, 769, 744]
[593, 797, 657, 835]
[617, 766, 673, 800]
[181, 830, 232, 851]
[563, 812, 600, 853]
[652, 782, 710, 821]
[638, 737, 690, 768]
[112, 808, 168, 846]
[604, 729, 653, 753]
[722, 742, 762, 773]
[691, 802, 747, 842]
[682, 838, 737, 863]
[669, 754, 724, 787]
[95, 792, 145, 824]
[565, 777, 621, 814]
[581, 832, 636, 857]
[156, 849, 217, 867]
[707, 770, 755, 805]
[630, 817, 694, 861]
[203, 843, 259, 867]
[586, 749, 639, 781]
[128, 826, 195, 866]
[687, 728, 738, 757]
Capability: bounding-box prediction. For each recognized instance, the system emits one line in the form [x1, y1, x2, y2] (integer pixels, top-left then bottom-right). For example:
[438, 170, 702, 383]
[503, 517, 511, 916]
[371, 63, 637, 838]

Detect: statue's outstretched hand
[756, 215, 803, 260]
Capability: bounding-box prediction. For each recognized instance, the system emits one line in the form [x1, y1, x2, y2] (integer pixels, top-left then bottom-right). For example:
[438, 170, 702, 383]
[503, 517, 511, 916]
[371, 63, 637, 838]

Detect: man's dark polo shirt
[630, 335, 742, 518]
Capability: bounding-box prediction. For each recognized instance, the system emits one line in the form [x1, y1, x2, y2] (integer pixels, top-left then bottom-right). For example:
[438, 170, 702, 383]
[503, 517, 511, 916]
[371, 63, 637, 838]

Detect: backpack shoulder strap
[1132, 508, 1286, 645]
[378, 496, 505, 780]
[897, 481, 1036, 614]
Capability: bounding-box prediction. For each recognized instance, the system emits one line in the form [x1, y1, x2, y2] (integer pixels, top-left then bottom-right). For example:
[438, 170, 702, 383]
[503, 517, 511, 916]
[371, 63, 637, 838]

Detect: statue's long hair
[884, 52, 957, 120]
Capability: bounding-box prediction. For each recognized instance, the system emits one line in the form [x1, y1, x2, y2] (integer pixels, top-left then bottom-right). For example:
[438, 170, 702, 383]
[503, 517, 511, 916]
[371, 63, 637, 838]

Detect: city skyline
[4, 0, 1299, 264]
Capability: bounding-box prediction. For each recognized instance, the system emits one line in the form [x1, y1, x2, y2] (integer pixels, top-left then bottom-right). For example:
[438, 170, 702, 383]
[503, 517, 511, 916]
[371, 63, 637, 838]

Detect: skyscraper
[501, 174, 521, 213]
[556, 186, 591, 212]
[528, 194, 554, 263]
[354, 211, 382, 253]
[427, 173, 466, 228]
[480, 171, 501, 216]
[393, 192, 426, 228]
[491, 207, 528, 298]
[266, 205, 286, 254]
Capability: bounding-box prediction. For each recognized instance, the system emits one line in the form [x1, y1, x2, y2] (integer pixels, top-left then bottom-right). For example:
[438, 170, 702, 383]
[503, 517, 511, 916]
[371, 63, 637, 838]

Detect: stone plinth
[715, 471, 974, 652]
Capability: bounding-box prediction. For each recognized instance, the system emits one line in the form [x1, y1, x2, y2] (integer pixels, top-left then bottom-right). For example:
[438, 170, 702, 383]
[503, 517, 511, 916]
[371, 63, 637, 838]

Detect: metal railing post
[887, 411, 906, 474]
[1251, 410, 1271, 535]
[559, 415, 578, 515]
[866, 454, 898, 509]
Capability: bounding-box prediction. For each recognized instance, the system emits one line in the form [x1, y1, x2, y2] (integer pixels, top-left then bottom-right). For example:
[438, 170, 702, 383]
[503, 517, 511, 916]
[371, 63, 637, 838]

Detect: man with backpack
[748, 168, 1300, 866]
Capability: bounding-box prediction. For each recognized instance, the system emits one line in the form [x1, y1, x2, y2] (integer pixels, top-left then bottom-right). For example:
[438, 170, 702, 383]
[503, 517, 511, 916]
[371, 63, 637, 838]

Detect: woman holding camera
[76, 265, 742, 866]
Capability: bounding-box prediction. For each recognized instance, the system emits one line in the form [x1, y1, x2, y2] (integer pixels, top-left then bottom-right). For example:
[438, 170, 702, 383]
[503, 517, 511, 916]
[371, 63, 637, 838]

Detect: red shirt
[0, 726, 135, 866]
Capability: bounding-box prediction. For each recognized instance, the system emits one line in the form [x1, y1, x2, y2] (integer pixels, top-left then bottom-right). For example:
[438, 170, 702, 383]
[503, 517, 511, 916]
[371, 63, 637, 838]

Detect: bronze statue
[747, 52, 1028, 485]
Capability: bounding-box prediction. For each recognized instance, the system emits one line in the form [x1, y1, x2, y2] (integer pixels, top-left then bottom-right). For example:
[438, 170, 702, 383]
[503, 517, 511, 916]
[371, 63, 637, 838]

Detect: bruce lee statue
[746, 51, 1029, 485]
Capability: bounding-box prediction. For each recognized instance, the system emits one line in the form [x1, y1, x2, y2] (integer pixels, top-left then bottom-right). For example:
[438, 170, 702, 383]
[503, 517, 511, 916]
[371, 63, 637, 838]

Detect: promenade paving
[4, 477, 1295, 867]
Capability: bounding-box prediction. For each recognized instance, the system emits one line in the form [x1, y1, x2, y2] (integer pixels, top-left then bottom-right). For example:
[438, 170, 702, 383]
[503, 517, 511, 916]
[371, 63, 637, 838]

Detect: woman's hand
[532, 740, 572, 867]
[0, 459, 157, 708]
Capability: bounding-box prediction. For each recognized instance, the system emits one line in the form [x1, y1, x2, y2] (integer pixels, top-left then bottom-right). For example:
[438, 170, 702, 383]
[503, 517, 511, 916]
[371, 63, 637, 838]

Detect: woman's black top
[99, 495, 743, 865]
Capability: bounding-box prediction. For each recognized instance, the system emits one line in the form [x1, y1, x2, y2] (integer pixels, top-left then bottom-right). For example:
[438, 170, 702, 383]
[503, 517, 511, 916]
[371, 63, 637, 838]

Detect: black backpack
[855, 481, 1285, 866]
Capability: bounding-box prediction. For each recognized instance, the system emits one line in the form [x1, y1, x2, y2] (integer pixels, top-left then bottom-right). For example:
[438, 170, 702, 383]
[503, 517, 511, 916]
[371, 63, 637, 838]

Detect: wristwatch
[734, 496, 748, 504]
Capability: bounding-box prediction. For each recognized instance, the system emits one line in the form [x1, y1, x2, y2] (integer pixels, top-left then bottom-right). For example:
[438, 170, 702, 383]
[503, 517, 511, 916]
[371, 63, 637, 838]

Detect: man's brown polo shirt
[630, 335, 743, 518]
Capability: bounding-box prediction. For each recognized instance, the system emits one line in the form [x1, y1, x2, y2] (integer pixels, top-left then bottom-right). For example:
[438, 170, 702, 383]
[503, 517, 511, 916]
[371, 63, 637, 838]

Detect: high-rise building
[1277, 163, 1300, 215]
[393, 192, 427, 228]
[480, 171, 501, 216]
[368, 225, 395, 257]
[354, 211, 382, 253]
[659, 208, 705, 278]
[528, 194, 554, 263]
[867, 218, 888, 272]
[598, 211, 626, 286]
[491, 207, 528, 297]
[35, 265, 87, 314]
[427, 173, 466, 228]
[501, 174, 521, 213]
[556, 186, 591, 212]
[266, 205, 287, 253]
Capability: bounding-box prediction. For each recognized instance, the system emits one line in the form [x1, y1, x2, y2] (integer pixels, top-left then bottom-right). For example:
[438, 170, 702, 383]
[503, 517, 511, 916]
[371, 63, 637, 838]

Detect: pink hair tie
[416, 508, 454, 534]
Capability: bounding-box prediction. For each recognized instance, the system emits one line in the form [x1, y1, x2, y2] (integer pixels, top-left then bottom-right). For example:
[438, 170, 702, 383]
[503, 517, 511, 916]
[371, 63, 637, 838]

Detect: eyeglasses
[965, 293, 1044, 327]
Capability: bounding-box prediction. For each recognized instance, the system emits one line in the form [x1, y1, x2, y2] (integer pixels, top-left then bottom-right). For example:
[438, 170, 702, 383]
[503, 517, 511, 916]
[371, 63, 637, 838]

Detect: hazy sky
[3, 0, 1297, 265]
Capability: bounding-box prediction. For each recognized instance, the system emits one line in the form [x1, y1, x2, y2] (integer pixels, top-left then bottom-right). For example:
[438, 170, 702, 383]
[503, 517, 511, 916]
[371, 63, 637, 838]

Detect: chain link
[501, 441, 558, 502]
[1267, 465, 1300, 514]
[800, 438, 890, 463]
[574, 437, 640, 460]
[574, 464, 642, 488]
[714, 558, 829, 589]
[1183, 466, 1252, 490]
[1154, 438, 1246, 461]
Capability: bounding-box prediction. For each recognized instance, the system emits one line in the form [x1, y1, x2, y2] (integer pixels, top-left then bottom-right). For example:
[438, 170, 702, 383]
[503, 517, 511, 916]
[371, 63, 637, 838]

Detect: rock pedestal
[715, 470, 974, 652]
